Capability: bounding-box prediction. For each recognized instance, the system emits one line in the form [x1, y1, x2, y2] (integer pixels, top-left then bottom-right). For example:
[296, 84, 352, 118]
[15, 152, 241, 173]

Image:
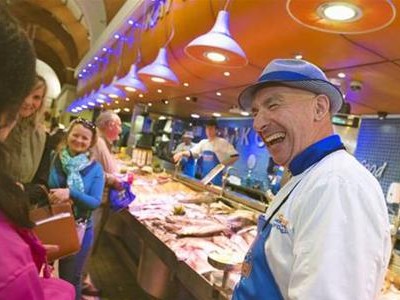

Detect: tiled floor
[86, 233, 151, 300]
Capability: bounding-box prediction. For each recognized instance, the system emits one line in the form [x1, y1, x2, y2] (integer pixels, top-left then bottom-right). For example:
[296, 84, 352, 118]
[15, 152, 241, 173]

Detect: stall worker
[173, 119, 238, 185]
[172, 131, 196, 177]
[231, 58, 391, 300]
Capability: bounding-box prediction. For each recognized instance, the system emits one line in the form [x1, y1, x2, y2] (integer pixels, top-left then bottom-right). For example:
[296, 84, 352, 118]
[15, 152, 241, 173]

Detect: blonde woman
[5, 75, 50, 204]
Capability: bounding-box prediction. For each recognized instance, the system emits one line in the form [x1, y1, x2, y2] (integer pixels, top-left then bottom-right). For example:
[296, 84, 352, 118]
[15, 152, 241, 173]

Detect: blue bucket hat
[238, 59, 343, 114]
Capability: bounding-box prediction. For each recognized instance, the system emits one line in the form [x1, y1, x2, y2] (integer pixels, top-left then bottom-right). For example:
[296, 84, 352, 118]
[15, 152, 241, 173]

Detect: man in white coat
[232, 58, 391, 300]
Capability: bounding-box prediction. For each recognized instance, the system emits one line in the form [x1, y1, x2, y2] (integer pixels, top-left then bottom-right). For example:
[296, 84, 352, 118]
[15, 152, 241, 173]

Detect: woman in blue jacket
[48, 118, 104, 299]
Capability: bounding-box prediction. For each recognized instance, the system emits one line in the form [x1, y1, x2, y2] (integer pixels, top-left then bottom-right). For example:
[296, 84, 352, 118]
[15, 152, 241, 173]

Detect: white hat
[182, 131, 194, 139]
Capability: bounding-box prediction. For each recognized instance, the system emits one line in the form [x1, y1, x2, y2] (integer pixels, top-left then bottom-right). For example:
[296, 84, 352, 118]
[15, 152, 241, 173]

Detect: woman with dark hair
[48, 118, 104, 299]
[0, 3, 74, 299]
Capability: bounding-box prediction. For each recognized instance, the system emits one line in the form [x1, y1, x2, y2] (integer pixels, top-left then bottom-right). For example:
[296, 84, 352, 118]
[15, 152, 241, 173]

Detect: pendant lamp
[138, 47, 179, 86]
[100, 76, 126, 99]
[184, 10, 247, 67]
[116, 64, 147, 93]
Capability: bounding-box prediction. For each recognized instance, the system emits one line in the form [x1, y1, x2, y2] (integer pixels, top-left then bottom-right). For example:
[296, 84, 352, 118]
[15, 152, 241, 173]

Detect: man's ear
[314, 95, 330, 121]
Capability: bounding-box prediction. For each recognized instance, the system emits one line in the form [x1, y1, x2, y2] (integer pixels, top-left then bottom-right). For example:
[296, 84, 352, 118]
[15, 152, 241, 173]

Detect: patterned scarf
[60, 148, 90, 192]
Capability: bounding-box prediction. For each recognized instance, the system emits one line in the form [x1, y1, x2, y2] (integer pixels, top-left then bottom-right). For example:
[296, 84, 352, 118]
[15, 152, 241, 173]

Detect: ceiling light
[128, 19, 134, 25]
[184, 10, 247, 67]
[223, 71, 230, 77]
[81, 105, 88, 109]
[102, 47, 108, 52]
[88, 64, 92, 67]
[125, 97, 130, 101]
[213, 112, 221, 117]
[123, 108, 130, 112]
[94, 56, 99, 61]
[318, 2, 361, 22]
[148, 102, 152, 107]
[240, 111, 250, 116]
[114, 108, 121, 113]
[100, 76, 126, 99]
[183, 82, 189, 87]
[294, 54, 303, 60]
[88, 101, 95, 106]
[71, 109, 77, 113]
[96, 98, 105, 104]
[115, 100, 119, 104]
[216, 92, 222, 96]
[205, 52, 227, 62]
[114, 34, 120, 39]
[191, 113, 200, 119]
[139, 94, 144, 98]
[159, 115, 167, 120]
[161, 99, 169, 105]
[115, 64, 147, 94]
[338, 72, 346, 78]
[100, 104, 104, 108]
[185, 96, 191, 101]
[125, 87, 136, 92]
[138, 47, 179, 86]
[151, 77, 166, 83]
[157, 89, 162, 93]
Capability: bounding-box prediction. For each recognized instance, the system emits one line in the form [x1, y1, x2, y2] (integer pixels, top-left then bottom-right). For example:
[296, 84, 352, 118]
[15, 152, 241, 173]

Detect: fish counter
[103, 170, 265, 300]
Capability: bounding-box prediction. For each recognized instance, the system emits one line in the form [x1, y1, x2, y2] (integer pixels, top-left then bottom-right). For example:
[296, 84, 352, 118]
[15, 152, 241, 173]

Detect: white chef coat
[173, 142, 196, 154]
[264, 149, 391, 300]
[190, 137, 238, 163]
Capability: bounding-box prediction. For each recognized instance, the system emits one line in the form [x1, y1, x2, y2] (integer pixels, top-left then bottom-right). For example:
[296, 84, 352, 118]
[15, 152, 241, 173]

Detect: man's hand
[49, 188, 70, 204]
[173, 152, 183, 163]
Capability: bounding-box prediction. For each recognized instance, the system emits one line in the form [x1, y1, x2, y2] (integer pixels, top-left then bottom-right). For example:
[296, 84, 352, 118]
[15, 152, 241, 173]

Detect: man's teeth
[265, 132, 285, 145]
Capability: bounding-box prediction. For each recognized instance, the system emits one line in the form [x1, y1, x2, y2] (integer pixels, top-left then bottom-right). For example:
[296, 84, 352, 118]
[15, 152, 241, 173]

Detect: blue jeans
[59, 218, 94, 300]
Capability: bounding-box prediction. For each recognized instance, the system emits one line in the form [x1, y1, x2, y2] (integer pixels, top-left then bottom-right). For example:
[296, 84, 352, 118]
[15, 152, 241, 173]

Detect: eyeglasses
[72, 118, 96, 131]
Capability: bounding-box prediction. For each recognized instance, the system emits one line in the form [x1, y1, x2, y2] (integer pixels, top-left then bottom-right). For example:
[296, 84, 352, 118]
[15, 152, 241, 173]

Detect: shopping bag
[30, 203, 80, 261]
[108, 181, 136, 212]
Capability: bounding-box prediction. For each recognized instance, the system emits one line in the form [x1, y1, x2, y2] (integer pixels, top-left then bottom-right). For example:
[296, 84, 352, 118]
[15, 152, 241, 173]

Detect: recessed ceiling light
[106, 103, 110, 106]
[183, 82, 189, 87]
[157, 89, 162, 93]
[295, 54, 303, 60]
[94, 56, 99, 61]
[185, 96, 191, 101]
[102, 47, 108, 52]
[128, 20, 134, 25]
[159, 115, 167, 120]
[124, 87, 136, 92]
[318, 2, 361, 22]
[213, 112, 221, 117]
[108, 94, 118, 99]
[191, 113, 200, 119]
[88, 101, 95, 106]
[223, 71, 230, 77]
[338, 72, 346, 78]
[240, 111, 250, 116]
[114, 108, 121, 113]
[216, 92, 222, 96]
[114, 34, 120, 39]
[205, 52, 227, 62]
[82, 105, 88, 109]
[82, 69, 87, 73]
[123, 108, 130, 112]
[88, 64, 92, 67]
[115, 100, 119, 104]
[138, 94, 144, 98]
[125, 97, 130, 101]
[148, 102, 152, 107]
[100, 104, 104, 108]
[96, 98, 105, 103]
[162, 99, 169, 105]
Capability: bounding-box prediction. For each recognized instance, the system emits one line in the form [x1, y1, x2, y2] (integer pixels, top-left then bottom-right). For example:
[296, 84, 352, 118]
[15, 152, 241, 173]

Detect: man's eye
[268, 103, 278, 110]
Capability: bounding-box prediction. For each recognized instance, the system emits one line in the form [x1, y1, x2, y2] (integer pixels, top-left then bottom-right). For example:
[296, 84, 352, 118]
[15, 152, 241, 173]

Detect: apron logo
[241, 261, 252, 277]
[271, 214, 289, 234]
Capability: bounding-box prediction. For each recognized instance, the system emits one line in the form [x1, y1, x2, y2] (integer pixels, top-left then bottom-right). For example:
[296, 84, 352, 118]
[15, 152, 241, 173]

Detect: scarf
[60, 148, 90, 192]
